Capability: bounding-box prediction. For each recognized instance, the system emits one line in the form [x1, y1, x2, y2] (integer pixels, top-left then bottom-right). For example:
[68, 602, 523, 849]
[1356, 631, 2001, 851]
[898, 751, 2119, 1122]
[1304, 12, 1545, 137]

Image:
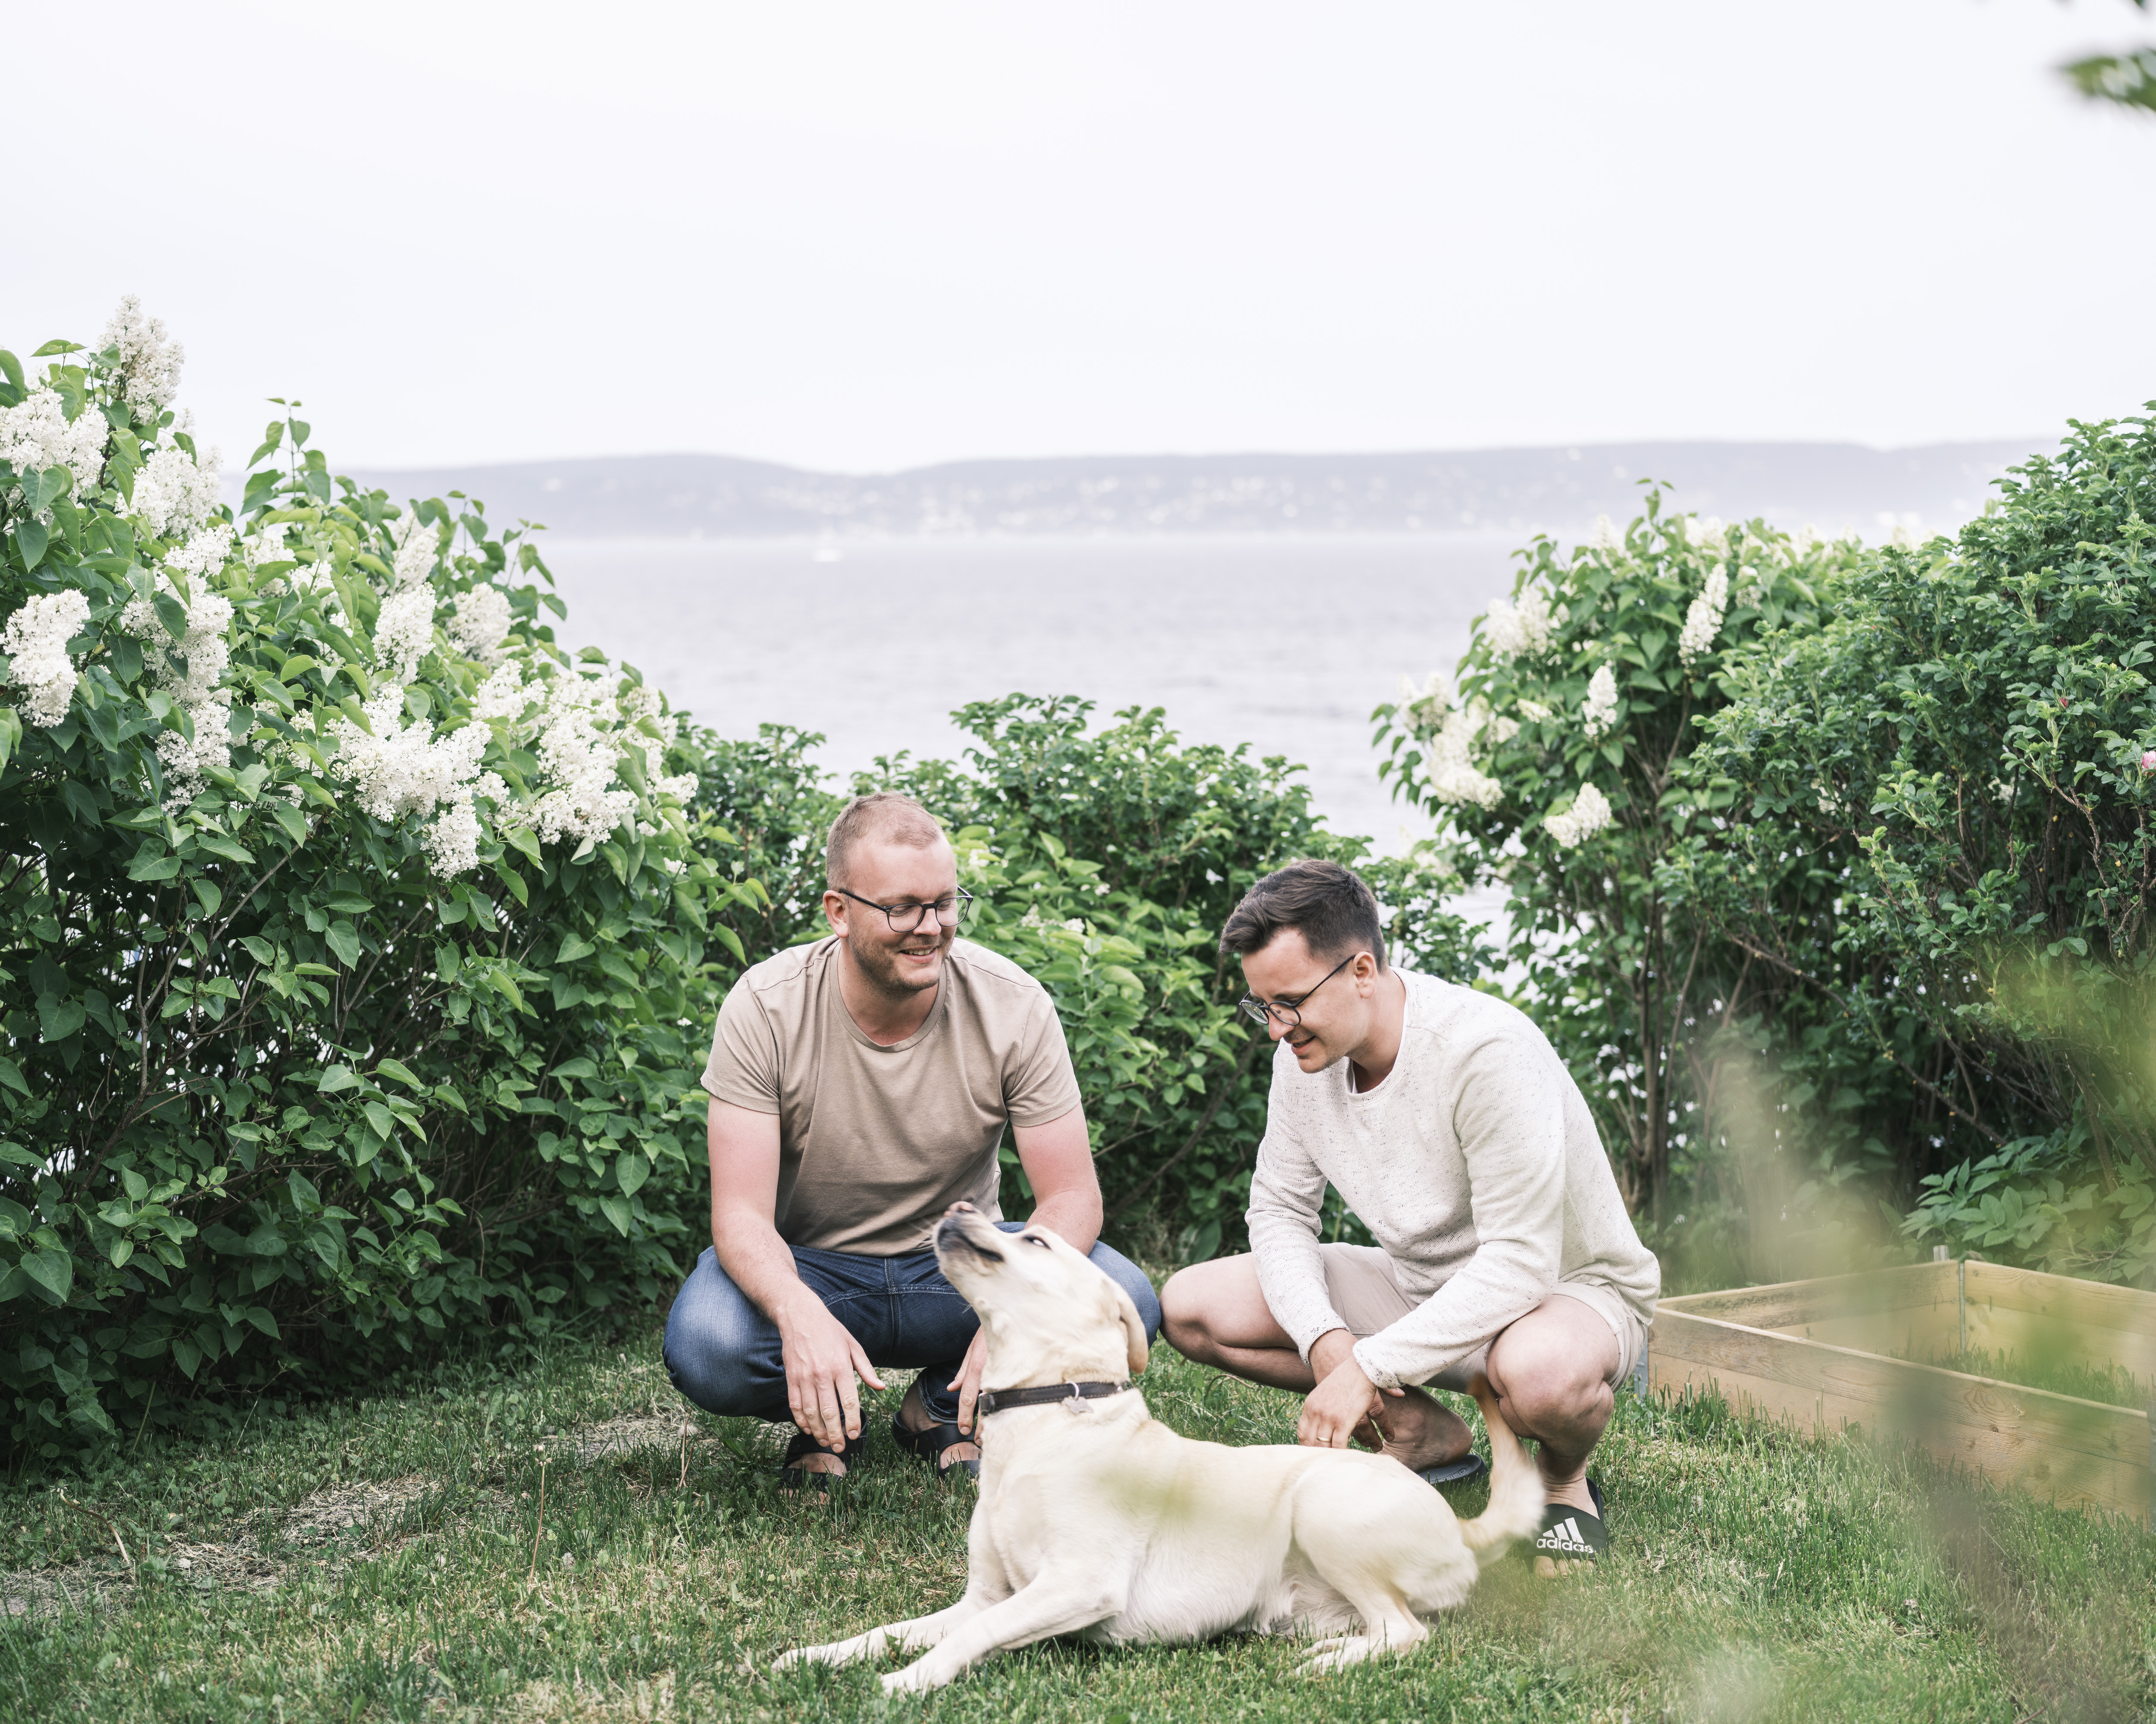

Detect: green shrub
[0, 310, 760, 1455]
[1371, 497, 1884, 1247]
[1682, 417, 2156, 1284]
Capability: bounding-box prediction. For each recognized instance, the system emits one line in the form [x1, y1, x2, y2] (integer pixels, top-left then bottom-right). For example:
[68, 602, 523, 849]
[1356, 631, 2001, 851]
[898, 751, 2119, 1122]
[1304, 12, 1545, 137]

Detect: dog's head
[933, 1204, 1148, 1387]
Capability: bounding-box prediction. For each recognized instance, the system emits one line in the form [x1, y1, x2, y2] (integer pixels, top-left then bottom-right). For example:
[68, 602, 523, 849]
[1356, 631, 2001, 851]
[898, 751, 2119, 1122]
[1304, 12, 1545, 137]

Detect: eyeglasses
[1237, 952, 1360, 1028]
[833, 886, 974, 934]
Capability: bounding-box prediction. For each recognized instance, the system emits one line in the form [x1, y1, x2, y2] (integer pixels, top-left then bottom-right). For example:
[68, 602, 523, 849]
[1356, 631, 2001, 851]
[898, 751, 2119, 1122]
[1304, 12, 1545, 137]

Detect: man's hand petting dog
[1297, 1329, 1403, 1450]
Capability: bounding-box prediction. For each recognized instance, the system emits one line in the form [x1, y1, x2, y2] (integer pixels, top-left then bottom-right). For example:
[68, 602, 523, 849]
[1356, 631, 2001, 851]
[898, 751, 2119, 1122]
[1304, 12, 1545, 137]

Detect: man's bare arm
[708, 1097, 883, 1451]
[1010, 1103, 1102, 1252]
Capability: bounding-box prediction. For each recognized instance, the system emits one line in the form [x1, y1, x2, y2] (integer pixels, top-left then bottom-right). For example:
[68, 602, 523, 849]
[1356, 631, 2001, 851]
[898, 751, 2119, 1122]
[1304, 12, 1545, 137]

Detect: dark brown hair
[1218, 859, 1386, 970]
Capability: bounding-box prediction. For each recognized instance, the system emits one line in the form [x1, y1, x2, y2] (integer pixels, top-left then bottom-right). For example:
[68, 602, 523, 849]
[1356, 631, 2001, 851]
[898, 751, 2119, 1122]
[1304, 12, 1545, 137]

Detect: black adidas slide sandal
[1531, 1476, 1609, 1567]
[892, 1412, 982, 1481]
[779, 1430, 862, 1491]
[1416, 1452, 1489, 1487]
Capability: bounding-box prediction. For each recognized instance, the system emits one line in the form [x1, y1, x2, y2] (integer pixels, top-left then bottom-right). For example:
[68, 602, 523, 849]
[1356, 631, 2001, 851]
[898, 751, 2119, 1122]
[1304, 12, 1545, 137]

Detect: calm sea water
[543, 534, 1524, 856]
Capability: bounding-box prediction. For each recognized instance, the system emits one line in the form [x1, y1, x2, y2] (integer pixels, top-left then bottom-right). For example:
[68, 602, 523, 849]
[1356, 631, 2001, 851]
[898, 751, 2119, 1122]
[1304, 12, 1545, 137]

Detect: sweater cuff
[1351, 1337, 1404, 1392]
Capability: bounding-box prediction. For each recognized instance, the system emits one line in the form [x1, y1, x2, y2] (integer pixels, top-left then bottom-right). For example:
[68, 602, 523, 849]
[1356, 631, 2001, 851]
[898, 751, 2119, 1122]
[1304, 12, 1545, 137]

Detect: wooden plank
[1650, 1309, 2152, 1522]
[1661, 1261, 1959, 1332]
[1963, 1261, 2156, 1380]
[1963, 1304, 2156, 1385]
[1782, 1309, 1961, 1360]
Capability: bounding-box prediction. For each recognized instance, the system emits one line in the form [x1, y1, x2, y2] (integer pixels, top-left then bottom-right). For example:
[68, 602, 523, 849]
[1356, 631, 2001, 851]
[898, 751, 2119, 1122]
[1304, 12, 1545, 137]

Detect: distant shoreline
[223, 437, 2044, 543]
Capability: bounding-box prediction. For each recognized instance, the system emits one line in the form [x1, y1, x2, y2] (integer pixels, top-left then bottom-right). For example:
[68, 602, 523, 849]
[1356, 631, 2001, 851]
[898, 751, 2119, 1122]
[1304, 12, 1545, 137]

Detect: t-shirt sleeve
[701, 976, 783, 1113]
[1003, 987, 1083, 1127]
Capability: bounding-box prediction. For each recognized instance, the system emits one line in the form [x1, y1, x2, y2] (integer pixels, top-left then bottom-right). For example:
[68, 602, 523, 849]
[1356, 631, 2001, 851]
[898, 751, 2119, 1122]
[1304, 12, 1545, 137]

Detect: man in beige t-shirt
[663, 791, 1161, 1485]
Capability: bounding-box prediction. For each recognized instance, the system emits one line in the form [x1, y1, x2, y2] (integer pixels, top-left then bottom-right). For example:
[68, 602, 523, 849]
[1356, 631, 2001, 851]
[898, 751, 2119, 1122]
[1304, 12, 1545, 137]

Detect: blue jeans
[663, 1223, 1161, 1429]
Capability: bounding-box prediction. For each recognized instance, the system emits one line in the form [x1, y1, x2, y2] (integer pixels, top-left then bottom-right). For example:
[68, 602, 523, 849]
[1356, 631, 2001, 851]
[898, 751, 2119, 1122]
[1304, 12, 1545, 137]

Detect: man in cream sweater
[1161, 860, 1658, 1572]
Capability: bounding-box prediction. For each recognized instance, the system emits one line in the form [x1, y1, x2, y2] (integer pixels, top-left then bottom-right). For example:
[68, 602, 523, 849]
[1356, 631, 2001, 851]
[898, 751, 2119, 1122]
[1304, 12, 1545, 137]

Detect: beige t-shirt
[701, 936, 1083, 1255]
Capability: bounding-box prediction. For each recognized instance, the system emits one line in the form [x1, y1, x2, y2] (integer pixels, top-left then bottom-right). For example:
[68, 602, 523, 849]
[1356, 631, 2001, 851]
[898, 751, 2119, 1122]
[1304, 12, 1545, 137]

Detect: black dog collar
[976, 1380, 1132, 1418]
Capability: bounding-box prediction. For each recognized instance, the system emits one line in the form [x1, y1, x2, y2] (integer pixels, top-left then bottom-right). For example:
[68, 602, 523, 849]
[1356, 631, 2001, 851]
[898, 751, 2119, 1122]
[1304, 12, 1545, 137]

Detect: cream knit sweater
[1245, 968, 1659, 1390]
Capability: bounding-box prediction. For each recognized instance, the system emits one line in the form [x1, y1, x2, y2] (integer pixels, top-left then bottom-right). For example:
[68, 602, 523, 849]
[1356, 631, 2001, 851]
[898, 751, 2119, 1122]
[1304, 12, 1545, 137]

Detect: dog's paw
[769, 1645, 830, 1674]
[1297, 1636, 1377, 1676]
[880, 1664, 933, 1695]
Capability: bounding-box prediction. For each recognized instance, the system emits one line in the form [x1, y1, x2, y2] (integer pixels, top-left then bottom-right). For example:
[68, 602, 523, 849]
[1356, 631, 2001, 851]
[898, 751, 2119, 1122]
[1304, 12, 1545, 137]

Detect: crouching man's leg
[663, 1246, 792, 1423]
[1161, 1250, 1471, 1472]
[1483, 1288, 1627, 1575]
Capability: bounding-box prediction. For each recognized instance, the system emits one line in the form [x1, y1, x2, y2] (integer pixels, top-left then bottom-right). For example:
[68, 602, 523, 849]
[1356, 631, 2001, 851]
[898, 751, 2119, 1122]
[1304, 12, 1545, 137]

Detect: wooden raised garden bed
[1647, 1258, 2155, 1525]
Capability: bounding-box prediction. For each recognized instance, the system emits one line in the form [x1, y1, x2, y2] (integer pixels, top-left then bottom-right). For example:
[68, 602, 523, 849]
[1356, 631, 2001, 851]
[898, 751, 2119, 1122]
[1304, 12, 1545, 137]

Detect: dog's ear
[1109, 1279, 1149, 1376]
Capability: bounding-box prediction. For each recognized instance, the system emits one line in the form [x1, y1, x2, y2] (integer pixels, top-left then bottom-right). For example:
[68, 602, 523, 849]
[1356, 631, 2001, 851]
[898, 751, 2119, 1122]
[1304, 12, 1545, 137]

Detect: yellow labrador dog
[774, 1206, 1545, 1693]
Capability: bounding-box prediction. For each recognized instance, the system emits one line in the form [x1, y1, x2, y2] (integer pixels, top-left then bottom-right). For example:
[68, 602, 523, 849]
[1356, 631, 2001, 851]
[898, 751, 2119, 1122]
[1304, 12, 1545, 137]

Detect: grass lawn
[2, 1326, 2152, 1723]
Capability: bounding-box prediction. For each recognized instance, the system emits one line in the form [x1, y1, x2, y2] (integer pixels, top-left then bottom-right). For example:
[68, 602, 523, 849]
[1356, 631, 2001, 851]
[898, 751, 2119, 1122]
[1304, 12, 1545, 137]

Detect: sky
[6, 1, 2155, 474]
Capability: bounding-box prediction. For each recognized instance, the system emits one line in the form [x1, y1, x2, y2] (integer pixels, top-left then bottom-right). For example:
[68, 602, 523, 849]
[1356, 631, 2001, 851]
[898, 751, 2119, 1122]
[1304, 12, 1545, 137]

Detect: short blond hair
[825, 791, 945, 889]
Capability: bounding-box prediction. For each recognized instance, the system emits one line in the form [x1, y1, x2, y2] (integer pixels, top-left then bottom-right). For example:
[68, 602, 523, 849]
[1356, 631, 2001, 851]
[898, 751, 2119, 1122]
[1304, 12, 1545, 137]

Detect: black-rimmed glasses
[1236, 952, 1359, 1028]
[834, 886, 975, 934]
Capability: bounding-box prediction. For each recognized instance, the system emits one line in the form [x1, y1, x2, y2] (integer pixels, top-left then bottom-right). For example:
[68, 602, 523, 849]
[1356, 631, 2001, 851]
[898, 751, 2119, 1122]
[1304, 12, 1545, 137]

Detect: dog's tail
[1456, 1373, 1545, 1563]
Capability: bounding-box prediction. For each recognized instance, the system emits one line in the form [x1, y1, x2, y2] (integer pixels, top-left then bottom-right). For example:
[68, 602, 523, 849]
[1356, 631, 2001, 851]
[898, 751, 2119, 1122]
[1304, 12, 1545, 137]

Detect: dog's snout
[934, 1210, 1005, 1264]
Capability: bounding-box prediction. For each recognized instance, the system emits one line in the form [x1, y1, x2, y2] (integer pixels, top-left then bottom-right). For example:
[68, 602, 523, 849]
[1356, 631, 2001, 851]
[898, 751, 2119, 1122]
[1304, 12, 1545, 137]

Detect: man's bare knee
[1159, 1267, 1219, 1361]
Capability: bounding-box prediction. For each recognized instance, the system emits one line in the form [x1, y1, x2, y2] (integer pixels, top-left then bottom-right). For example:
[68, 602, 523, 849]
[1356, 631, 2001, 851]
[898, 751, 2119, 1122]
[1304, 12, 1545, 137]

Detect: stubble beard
[846, 920, 953, 1001]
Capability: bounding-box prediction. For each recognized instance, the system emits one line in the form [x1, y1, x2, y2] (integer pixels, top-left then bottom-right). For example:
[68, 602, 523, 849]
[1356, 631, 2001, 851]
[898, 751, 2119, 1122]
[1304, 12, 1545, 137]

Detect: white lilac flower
[243, 522, 293, 570]
[125, 442, 222, 541]
[654, 771, 700, 800]
[1590, 514, 1624, 555]
[392, 514, 439, 588]
[119, 579, 238, 803]
[1544, 782, 1613, 849]
[1396, 670, 1452, 738]
[424, 793, 483, 878]
[616, 681, 681, 748]
[0, 589, 93, 726]
[328, 685, 493, 875]
[1678, 566, 1730, 666]
[100, 296, 185, 418]
[1889, 521, 1923, 550]
[1483, 587, 1555, 660]
[161, 522, 235, 583]
[1582, 664, 1621, 740]
[1792, 525, 1820, 558]
[448, 585, 513, 663]
[1518, 699, 1553, 723]
[372, 585, 437, 683]
[472, 661, 532, 722]
[1424, 694, 1503, 812]
[0, 387, 109, 506]
[1489, 715, 1520, 744]
[526, 673, 638, 846]
[1686, 515, 1730, 557]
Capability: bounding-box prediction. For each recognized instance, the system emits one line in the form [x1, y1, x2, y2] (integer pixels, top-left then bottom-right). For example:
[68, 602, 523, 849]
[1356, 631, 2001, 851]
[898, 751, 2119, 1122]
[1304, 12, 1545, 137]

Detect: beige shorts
[1315, 1243, 1647, 1392]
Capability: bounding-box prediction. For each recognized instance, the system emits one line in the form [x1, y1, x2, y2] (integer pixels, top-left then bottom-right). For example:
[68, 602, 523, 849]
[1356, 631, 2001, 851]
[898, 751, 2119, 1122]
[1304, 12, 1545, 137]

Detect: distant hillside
[336, 441, 2043, 539]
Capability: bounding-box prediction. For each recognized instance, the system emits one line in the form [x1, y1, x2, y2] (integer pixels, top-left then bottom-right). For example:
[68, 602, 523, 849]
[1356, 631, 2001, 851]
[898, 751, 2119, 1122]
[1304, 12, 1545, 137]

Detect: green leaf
[556, 933, 597, 964]
[363, 1101, 396, 1141]
[317, 1065, 360, 1094]
[36, 994, 85, 1044]
[244, 1307, 281, 1339]
[598, 1194, 633, 1236]
[616, 1152, 650, 1198]
[20, 1249, 72, 1303]
[14, 517, 48, 571]
[376, 1058, 422, 1089]
[0, 350, 21, 392]
[153, 590, 189, 639]
[126, 845, 181, 883]
[552, 1057, 598, 1081]
[325, 921, 363, 967]
[0, 1058, 28, 1097]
